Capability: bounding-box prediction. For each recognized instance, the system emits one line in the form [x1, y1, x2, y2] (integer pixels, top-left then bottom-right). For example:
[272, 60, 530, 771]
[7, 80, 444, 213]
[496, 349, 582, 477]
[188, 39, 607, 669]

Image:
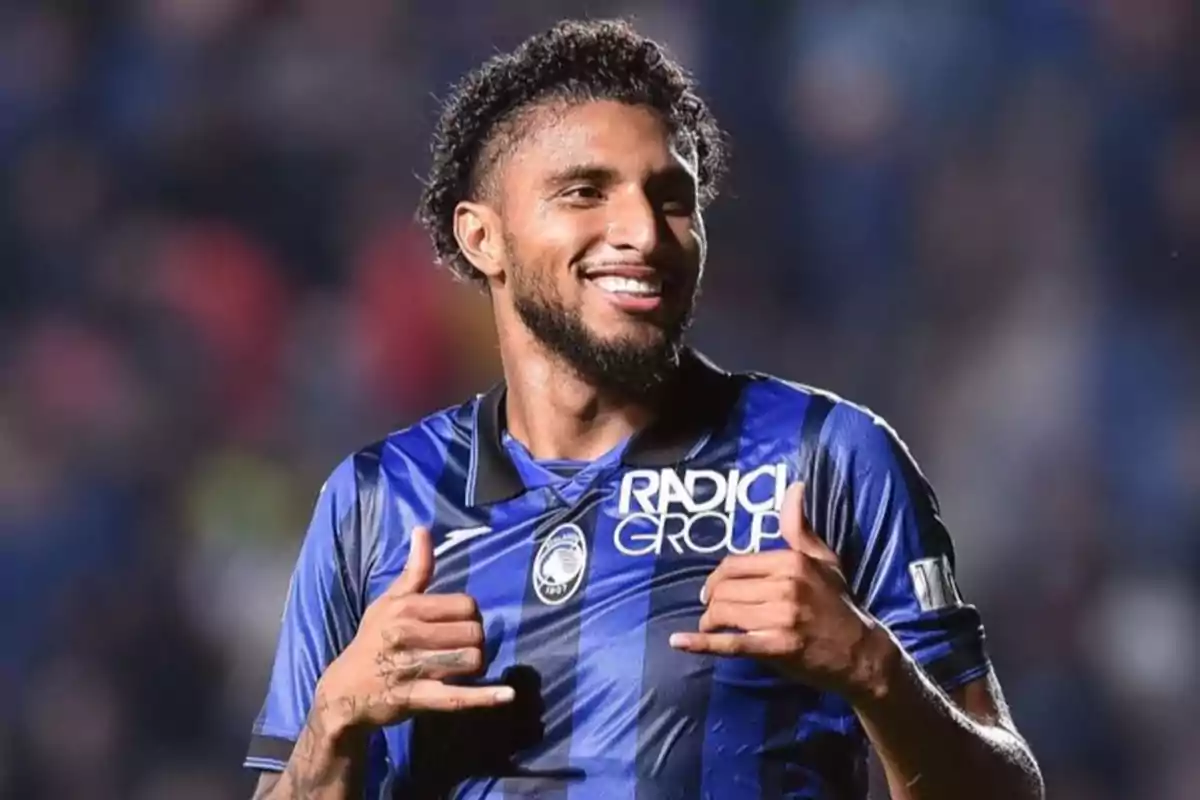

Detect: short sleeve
[244, 456, 365, 772]
[806, 402, 991, 693]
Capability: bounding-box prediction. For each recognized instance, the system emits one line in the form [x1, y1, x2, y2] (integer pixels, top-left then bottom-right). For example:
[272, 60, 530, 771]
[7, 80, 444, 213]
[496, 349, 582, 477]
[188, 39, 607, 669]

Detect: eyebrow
[543, 163, 620, 189]
[543, 162, 697, 191]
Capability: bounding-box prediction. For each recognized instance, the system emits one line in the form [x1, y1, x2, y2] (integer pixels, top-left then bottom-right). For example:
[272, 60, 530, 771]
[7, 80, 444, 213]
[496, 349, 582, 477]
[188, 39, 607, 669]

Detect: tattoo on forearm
[262, 650, 469, 798]
[267, 696, 361, 799]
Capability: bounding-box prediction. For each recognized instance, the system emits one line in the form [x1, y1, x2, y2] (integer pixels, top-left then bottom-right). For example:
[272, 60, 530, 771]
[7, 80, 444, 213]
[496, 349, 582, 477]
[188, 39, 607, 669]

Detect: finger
[391, 526, 435, 596]
[400, 680, 516, 712]
[706, 578, 796, 605]
[779, 483, 838, 565]
[379, 647, 485, 682]
[707, 550, 806, 582]
[699, 600, 804, 633]
[701, 551, 806, 603]
[384, 620, 484, 651]
[379, 642, 482, 681]
[669, 630, 796, 657]
[394, 593, 480, 623]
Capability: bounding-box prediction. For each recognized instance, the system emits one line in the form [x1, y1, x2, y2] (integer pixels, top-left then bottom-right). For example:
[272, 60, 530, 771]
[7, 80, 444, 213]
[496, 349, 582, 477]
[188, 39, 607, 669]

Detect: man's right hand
[313, 525, 515, 733]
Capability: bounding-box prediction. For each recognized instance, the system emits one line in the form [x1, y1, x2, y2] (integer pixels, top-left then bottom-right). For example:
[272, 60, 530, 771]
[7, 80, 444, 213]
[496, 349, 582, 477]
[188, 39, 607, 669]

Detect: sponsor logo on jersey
[533, 524, 588, 605]
[613, 464, 790, 556]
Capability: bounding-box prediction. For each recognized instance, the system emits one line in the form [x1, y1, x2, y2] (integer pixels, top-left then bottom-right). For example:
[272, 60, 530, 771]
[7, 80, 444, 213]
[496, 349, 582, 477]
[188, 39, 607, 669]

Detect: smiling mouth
[582, 270, 669, 315]
[587, 274, 664, 297]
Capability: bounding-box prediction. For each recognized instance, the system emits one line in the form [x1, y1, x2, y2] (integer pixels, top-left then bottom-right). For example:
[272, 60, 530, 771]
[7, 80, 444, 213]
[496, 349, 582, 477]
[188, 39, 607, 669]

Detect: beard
[508, 258, 696, 400]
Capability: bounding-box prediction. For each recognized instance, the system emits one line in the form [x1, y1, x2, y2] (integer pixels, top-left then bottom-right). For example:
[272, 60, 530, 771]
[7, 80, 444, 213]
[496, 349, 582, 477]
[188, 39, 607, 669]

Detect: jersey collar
[467, 349, 745, 507]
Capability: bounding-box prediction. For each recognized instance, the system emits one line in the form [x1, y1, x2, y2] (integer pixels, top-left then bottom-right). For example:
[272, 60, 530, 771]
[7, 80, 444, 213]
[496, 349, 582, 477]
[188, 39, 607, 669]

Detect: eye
[561, 185, 604, 204]
[660, 196, 696, 216]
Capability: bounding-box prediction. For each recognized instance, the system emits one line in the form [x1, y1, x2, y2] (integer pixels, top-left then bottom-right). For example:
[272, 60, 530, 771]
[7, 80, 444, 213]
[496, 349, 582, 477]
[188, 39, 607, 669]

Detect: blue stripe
[502, 495, 605, 799]
[453, 490, 553, 799]
[384, 407, 480, 795]
[696, 385, 781, 799]
[566, 475, 658, 800]
[634, 407, 746, 798]
[758, 391, 845, 799]
[685, 382, 807, 798]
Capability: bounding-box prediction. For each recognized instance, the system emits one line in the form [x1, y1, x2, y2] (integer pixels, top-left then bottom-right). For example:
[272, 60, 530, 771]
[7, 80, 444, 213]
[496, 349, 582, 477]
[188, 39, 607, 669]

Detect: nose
[605, 187, 660, 256]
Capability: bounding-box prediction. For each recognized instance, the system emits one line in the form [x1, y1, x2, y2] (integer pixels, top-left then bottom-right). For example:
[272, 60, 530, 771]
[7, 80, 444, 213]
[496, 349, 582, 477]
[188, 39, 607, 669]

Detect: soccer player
[247, 19, 1043, 800]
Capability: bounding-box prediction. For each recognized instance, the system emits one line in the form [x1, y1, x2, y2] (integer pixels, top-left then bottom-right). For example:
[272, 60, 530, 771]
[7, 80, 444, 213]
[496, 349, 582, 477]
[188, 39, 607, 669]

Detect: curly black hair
[416, 18, 727, 284]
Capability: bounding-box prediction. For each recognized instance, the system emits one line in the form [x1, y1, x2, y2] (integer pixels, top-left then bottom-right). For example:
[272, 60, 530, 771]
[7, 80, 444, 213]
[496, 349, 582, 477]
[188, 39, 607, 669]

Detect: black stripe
[351, 441, 387, 621]
[796, 393, 836, 547]
[406, 404, 490, 799]
[246, 734, 294, 764]
[633, 390, 748, 800]
[427, 405, 484, 597]
[760, 392, 837, 799]
[923, 639, 990, 690]
[355, 440, 419, 797]
[883, 430, 954, 567]
[473, 388, 527, 506]
[502, 495, 604, 800]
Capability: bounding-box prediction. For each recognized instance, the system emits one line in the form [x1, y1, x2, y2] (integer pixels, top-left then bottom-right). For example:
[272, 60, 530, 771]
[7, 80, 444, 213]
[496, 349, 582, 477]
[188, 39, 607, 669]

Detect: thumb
[391, 526, 435, 595]
[779, 482, 837, 564]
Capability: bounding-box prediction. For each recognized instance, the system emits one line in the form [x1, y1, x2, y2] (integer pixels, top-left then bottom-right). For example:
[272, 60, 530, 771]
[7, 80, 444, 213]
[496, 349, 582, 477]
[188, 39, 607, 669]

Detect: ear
[453, 201, 505, 281]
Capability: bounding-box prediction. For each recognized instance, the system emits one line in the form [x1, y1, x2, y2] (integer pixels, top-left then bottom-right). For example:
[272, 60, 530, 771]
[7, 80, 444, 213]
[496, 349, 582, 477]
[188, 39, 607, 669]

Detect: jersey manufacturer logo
[533, 524, 588, 605]
[613, 463, 790, 556]
[434, 525, 492, 557]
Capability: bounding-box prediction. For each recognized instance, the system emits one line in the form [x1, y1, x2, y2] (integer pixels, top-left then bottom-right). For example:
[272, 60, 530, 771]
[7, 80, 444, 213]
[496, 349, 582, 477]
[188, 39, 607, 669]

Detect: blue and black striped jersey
[246, 351, 989, 798]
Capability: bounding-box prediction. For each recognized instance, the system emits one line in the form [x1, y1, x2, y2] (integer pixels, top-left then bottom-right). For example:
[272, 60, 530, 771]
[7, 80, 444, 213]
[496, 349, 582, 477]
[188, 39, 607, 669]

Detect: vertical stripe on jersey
[402, 404, 495, 798]
[566, 476, 659, 799]
[348, 441, 391, 799]
[758, 393, 864, 800]
[678, 387, 828, 799]
[456, 490, 555, 800]
[757, 392, 846, 798]
[633, 398, 749, 800]
[502, 494, 606, 800]
[692, 384, 782, 799]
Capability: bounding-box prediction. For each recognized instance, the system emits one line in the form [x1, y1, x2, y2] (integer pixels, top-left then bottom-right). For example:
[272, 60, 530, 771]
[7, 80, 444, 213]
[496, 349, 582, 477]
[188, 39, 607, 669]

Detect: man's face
[491, 100, 706, 395]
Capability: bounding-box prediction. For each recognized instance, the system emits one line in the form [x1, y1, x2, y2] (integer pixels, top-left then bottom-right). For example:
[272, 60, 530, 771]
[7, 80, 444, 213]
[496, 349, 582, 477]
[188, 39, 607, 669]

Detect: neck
[497, 321, 661, 462]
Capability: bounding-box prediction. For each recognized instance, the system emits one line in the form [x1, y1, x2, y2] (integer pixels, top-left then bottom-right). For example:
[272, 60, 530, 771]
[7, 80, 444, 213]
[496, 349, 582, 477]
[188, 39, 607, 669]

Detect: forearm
[259, 705, 370, 800]
[852, 633, 1043, 800]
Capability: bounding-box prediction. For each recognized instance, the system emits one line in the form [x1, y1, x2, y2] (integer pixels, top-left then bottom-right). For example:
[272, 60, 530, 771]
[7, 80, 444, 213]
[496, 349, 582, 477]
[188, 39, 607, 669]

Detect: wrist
[842, 615, 904, 708]
[310, 684, 372, 753]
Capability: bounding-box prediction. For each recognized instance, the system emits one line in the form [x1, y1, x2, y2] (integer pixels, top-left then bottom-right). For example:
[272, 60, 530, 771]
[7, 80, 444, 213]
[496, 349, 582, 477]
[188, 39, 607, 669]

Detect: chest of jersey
[361, 452, 862, 797]
[418, 455, 796, 674]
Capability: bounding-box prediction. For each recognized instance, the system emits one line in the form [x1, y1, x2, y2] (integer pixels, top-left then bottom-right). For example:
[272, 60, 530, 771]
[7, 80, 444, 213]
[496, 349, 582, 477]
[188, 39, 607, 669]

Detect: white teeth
[590, 275, 661, 295]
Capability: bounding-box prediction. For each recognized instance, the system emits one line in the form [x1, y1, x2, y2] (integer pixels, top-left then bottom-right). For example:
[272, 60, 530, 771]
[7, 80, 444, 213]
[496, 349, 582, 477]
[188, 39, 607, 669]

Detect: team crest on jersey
[533, 524, 588, 605]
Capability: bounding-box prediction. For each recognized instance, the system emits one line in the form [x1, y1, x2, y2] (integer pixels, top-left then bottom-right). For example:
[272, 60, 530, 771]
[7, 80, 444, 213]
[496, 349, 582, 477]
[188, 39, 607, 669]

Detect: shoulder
[307, 397, 481, 590]
[336, 396, 480, 484]
[740, 372, 916, 470]
[317, 396, 480, 527]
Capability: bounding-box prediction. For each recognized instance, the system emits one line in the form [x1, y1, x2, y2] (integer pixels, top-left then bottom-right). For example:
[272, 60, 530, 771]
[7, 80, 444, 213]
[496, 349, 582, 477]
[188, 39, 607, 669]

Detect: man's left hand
[669, 482, 897, 701]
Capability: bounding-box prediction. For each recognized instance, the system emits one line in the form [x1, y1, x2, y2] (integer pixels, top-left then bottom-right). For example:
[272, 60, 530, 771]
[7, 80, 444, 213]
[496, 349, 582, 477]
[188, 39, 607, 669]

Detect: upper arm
[245, 456, 367, 773]
[806, 402, 991, 693]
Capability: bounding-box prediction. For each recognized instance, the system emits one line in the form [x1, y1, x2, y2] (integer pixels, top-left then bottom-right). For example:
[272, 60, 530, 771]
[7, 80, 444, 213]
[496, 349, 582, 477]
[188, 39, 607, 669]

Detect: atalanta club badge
[533, 524, 588, 605]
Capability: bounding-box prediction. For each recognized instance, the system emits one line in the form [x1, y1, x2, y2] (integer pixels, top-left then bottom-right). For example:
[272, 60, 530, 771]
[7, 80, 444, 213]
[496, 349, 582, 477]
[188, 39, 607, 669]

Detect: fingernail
[669, 633, 688, 648]
[494, 686, 515, 702]
[699, 585, 708, 605]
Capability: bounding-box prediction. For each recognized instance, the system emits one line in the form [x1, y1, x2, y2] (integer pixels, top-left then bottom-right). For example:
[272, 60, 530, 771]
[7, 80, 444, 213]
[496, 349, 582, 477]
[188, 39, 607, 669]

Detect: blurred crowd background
[1, 1, 1197, 798]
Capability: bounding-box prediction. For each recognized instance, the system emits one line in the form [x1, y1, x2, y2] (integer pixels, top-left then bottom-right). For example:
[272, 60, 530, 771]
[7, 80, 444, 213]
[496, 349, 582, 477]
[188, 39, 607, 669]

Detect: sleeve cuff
[919, 637, 991, 692]
[245, 734, 295, 771]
